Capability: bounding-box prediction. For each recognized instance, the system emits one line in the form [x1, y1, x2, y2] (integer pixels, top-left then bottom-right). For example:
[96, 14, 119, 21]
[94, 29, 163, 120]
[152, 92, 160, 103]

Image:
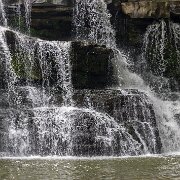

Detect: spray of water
[23, 0, 32, 33]
[1, 0, 180, 156]
[140, 20, 180, 153]
[35, 40, 74, 106]
[73, 1, 180, 154]
[0, 0, 7, 26]
[73, 0, 116, 48]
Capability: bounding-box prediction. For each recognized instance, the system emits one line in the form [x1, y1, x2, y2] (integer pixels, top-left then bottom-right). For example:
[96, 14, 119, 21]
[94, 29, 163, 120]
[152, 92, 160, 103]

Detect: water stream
[0, 0, 7, 26]
[23, 0, 32, 33]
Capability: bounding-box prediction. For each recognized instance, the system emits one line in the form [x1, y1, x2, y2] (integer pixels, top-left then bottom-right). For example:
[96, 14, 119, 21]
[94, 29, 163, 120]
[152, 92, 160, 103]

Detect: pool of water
[1, 155, 180, 179]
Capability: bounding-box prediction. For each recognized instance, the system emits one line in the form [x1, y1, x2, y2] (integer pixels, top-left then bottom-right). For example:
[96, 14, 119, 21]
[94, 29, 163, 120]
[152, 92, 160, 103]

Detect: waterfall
[0, 27, 152, 156]
[170, 22, 180, 63]
[0, 27, 19, 106]
[1, 0, 180, 157]
[4, 33, 74, 155]
[73, 0, 116, 48]
[72, 0, 160, 155]
[74, 89, 160, 154]
[73, 0, 180, 154]
[142, 20, 167, 77]
[142, 20, 180, 82]
[0, 0, 32, 33]
[29, 107, 143, 156]
[140, 20, 180, 153]
[0, 0, 7, 26]
[35, 40, 73, 106]
[23, 0, 32, 33]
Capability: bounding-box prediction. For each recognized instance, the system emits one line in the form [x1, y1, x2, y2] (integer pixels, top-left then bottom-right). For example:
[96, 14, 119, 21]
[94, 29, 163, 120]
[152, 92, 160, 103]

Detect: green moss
[11, 51, 42, 80]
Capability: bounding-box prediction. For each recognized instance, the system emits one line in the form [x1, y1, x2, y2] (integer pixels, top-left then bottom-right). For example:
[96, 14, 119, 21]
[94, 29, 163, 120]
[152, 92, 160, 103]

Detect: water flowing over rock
[0, 26, 160, 156]
[23, 0, 32, 33]
[1, 0, 180, 158]
[0, 0, 7, 26]
[73, 0, 116, 48]
[141, 20, 180, 92]
[138, 19, 180, 153]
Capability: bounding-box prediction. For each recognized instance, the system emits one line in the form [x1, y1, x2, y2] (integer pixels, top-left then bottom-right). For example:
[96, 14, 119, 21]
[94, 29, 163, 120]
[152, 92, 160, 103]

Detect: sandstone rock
[120, 0, 180, 18]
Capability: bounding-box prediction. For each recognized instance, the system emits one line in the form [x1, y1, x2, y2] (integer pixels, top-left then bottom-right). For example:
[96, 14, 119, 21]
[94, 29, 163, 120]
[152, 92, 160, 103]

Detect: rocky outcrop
[120, 0, 180, 18]
[0, 0, 171, 157]
[5, 0, 180, 42]
[73, 89, 162, 154]
[71, 42, 117, 89]
[0, 87, 162, 155]
[1, 29, 117, 89]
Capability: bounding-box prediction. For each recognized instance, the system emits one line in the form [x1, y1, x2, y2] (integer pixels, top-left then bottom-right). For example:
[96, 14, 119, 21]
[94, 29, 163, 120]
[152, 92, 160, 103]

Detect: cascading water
[0, 0, 180, 157]
[5, 35, 75, 155]
[35, 40, 73, 106]
[142, 20, 180, 81]
[139, 20, 180, 153]
[142, 20, 167, 77]
[4, 33, 147, 156]
[0, 0, 7, 26]
[23, 0, 32, 33]
[73, 0, 116, 48]
[73, 0, 161, 153]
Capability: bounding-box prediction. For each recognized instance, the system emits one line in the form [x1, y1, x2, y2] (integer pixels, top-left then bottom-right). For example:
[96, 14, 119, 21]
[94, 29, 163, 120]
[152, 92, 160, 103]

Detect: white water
[140, 20, 180, 152]
[35, 40, 73, 106]
[73, 0, 180, 154]
[23, 0, 32, 33]
[170, 22, 180, 62]
[0, 0, 7, 26]
[0, 21, 75, 155]
[73, 0, 116, 48]
[0, 0, 180, 157]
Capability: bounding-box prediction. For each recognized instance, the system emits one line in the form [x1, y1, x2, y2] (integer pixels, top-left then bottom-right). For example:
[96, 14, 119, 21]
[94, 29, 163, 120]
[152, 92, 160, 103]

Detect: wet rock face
[121, 1, 169, 18]
[0, 90, 10, 153]
[71, 42, 117, 89]
[0, 1, 165, 156]
[52, 89, 162, 154]
[5, 0, 180, 42]
[120, 0, 180, 18]
[0, 88, 162, 156]
[30, 0, 73, 40]
[73, 89, 162, 154]
[0, 30, 117, 89]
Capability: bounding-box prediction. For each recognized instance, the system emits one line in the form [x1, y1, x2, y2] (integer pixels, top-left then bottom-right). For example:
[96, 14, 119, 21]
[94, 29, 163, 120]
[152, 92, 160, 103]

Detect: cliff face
[4, 0, 180, 89]
[5, 0, 180, 41]
[1, 0, 179, 156]
[0, 28, 162, 156]
[4, 0, 180, 92]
